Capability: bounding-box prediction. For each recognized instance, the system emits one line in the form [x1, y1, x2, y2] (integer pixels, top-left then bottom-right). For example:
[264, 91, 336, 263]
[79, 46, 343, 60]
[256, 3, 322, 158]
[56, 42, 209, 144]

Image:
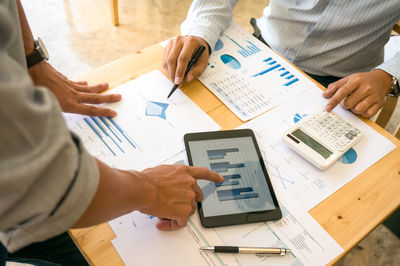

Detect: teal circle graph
[220, 54, 241, 70]
[339, 148, 357, 164]
[214, 39, 224, 51]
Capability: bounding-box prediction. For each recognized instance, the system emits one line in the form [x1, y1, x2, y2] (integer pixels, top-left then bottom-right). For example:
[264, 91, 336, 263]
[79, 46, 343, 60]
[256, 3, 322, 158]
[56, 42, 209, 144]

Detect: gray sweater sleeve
[0, 0, 99, 252]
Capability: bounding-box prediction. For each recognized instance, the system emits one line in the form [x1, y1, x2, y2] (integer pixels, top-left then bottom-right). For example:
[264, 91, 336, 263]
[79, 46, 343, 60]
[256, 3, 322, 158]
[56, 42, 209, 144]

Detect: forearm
[16, 0, 35, 55]
[72, 159, 155, 228]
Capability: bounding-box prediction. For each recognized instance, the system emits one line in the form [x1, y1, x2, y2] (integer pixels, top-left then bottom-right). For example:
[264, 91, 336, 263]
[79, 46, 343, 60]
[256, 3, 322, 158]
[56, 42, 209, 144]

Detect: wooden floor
[21, 0, 399, 265]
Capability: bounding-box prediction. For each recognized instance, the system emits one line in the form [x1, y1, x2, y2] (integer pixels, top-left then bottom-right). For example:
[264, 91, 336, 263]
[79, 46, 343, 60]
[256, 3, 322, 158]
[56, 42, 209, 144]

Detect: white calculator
[283, 108, 363, 170]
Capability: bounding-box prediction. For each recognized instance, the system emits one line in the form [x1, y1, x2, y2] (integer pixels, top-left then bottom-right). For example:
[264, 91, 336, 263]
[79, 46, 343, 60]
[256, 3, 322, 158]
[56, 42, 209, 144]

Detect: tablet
[184, 129, 282, 227]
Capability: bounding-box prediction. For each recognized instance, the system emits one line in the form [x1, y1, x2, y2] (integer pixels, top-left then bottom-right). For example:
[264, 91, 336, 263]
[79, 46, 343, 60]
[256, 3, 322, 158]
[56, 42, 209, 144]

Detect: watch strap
[26, 48, 45, 68]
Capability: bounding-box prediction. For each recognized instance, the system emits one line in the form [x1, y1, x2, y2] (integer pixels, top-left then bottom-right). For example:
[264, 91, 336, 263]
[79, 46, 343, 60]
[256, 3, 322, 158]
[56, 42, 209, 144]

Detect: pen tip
[286, 249, 292, 253]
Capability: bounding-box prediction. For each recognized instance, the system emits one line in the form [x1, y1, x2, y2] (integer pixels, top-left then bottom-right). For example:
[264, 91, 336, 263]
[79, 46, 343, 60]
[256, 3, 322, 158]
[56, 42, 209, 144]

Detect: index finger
[188, 166, 224, 183]
[174, 43, 197, 85]
[325, 82, 358, 112]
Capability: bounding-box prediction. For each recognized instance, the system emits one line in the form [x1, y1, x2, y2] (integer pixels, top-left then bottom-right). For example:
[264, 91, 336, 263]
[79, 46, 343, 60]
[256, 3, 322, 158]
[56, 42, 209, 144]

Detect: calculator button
[349, 130, 357, 137]
[345, 133, 353, 140]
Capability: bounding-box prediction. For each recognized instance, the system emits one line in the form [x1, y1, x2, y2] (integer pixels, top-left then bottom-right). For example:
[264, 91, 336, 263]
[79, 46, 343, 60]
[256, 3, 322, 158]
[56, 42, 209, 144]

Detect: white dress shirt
[181, 0, 400, 79]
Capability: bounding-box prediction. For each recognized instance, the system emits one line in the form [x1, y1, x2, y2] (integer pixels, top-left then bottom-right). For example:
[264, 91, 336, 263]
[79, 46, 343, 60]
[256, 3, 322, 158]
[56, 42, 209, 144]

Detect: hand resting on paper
[29, 61, 121, 117]
[323, 70, 392, 118]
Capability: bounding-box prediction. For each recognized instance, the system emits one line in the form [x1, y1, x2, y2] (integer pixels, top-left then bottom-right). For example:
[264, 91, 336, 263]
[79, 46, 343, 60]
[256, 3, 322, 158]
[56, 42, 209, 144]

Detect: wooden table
[70, 43, 400, 265]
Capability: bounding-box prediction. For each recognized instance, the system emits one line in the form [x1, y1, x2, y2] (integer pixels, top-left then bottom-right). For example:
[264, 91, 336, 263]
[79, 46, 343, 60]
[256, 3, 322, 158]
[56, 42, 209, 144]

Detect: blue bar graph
[91, 117, 124, 153]
[108, 117, 140, 151]
[99, 116, 122, 142]
[215, 174, 242, 187]
[252, 57, 300, 86]
[217, 187, 259, 201]
[210, 162, 245, 172]
[84, 117, 116, 156]
[253, 64, 281, 77]
[207, 148, 239, 160]
[225, 34, 261, 57]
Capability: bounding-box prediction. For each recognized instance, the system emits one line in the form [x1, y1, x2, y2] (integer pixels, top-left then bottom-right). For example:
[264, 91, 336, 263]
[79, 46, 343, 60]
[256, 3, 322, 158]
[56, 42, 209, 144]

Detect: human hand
[162, 36, 210, 85]
[323, 70, 392, 118]
[29, 61, 121, 117]
[138, 164, 223, 230]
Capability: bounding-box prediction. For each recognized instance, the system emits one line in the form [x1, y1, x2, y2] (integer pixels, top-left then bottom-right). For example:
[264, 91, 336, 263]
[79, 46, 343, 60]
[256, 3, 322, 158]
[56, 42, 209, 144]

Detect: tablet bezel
[184, 129, 282, 227]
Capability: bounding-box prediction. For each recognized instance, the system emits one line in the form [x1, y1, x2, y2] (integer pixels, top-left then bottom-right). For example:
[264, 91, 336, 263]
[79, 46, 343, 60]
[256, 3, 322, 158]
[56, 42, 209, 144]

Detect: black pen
[167, 45, 206, 99]
[200, 246, 291, 255]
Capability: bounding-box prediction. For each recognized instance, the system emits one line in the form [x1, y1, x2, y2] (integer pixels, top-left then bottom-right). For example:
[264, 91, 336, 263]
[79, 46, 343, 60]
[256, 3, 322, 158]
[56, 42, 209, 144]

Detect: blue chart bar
[284, 78, 299, 86]
[84, 117, 116, 156]
[108, 117, 140, 150]
[91, 117, 124, 153]
[210, 162, 245, 172]
[207, 148, 239, 160]
[215, 174, 242, 187]
[280, 71, 290, 77]
[225, 35, 261, 57]
[99, 116, 122, 142]
[253, 64, 281, 77]
[217, 187, 259, 201]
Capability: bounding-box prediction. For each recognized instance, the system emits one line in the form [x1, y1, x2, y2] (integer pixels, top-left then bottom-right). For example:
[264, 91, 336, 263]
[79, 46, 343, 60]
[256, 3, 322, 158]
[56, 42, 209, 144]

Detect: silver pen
[200, 246, 291, 255]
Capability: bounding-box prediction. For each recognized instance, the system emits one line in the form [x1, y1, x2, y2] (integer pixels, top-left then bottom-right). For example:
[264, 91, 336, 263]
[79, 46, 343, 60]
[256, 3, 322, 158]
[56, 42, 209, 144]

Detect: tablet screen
[188, 136, 276, 217]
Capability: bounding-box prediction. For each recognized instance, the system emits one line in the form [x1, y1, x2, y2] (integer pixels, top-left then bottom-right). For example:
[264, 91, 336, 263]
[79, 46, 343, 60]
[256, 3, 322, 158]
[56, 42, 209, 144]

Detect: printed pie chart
[339, 148, 357, 164]
[214, 39, 224, 51]
[220, 54, 241, 70]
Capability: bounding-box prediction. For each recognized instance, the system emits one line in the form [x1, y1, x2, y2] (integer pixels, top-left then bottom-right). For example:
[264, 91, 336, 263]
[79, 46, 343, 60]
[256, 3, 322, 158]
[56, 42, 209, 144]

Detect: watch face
[37, 37, 49, 60]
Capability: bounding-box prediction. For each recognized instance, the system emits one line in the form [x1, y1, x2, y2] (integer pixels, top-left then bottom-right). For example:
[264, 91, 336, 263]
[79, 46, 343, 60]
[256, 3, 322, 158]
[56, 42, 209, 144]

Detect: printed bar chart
[207, 148, 239, 160]
[83, 116, 141, 156]
[84, 117, 116, 156]
[210, 162, 245, 172]
[217, 187, 259, 201]
[253, 57, 299, 87]
[225, 34, 261, 57]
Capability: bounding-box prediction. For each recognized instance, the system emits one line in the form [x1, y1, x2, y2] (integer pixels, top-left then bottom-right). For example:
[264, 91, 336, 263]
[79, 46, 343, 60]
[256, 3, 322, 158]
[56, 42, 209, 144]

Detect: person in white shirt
[163, 0, 400, 118]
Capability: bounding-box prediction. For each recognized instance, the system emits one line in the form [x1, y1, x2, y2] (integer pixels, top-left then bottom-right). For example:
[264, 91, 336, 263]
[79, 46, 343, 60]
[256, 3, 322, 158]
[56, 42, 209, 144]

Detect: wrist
[123, 169, 157, 213]
[371, 69, 393, 95]
[28, 60, 47, 85]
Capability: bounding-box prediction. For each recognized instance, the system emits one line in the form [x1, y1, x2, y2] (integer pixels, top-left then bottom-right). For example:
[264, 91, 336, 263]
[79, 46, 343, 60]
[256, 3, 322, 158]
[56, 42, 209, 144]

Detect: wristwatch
[26, 37, 49, 68]
[389, 75, 400, 96]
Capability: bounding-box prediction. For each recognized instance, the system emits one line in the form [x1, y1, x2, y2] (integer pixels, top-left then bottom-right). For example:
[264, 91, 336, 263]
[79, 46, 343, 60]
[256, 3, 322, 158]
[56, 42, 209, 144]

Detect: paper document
[239, 88, 397, 210]
[64, 70, 220, 170]
[110, 191, 342, 266]
[109, 151, 343, 266]
[199, 22, 317, 121]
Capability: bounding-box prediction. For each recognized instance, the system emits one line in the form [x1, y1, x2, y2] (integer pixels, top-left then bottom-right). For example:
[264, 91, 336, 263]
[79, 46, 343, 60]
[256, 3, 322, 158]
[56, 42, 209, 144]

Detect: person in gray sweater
[0, 0, 223, 264]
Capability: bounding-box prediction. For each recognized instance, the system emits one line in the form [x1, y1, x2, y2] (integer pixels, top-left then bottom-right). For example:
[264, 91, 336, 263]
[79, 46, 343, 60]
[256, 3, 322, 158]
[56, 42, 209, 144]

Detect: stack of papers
[65, 23, 397, 266]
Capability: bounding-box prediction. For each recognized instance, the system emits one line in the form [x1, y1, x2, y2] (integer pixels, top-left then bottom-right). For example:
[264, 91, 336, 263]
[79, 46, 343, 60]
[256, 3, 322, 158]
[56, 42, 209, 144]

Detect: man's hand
[163, 36, 210, 85]
[29, 61, 121, 117]
[323, 70, 392, 118]
[138, 164, 223, 231]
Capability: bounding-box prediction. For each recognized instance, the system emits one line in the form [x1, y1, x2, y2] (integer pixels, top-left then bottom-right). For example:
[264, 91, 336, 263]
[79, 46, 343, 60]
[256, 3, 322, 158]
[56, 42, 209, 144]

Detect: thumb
[156, 217, 188, 231]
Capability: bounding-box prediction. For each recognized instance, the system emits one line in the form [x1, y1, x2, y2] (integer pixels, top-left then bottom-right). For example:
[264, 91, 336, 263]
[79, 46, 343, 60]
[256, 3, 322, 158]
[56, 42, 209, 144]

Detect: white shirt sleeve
[181, 0, 238, 52]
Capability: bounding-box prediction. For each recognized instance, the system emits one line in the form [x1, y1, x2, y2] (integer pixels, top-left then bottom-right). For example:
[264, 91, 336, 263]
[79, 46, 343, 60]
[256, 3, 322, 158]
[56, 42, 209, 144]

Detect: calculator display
[292, 129, 332, 159]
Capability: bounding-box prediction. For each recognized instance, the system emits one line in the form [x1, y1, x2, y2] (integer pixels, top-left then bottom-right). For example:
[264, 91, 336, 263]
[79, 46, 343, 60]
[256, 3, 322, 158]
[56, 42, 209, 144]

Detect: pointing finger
[322, 78, 346, 98]
[325, 80, 358, 112]
[188, 166, 224, 183]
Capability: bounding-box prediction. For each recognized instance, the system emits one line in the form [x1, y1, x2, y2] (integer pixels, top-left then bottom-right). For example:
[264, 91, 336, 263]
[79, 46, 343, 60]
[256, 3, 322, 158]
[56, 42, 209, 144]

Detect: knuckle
[178, 54, 188, 63]
[166, 56, 176, 66]
[187, 190, 196, 200]
[187, 178, 196, 187]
